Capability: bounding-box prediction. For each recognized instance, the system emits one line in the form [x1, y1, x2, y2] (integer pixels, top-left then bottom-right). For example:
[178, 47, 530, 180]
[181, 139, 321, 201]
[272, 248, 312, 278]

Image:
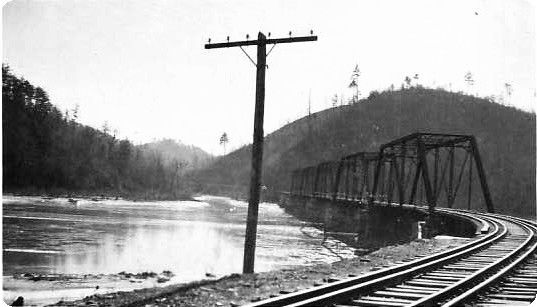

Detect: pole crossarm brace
[205, 35, 318, 49]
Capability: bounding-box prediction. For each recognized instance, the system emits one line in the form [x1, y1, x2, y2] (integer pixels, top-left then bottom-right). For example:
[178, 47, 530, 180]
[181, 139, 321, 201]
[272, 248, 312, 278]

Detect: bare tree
[504, 83, 513, 105]
[308, 89, 312, 116]
[331, 94, 338, 108]
[102, 121, 110, 134]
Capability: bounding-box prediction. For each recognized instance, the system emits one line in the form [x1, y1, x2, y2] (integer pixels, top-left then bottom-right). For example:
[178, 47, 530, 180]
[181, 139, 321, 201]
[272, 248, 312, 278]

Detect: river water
[2, 195, 355, 305]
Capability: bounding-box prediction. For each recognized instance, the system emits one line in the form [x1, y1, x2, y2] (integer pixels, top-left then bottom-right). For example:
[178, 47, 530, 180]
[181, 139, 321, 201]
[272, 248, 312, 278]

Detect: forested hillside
[2, 65, 209, 199]
[139, 139, 212, 170]
[194, 87, 535, 217]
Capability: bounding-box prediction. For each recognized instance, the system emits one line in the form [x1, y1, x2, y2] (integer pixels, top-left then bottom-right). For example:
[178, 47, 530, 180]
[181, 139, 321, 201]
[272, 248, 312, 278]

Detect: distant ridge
[194, 87, 535, 218]
[138, 139, 212, 170]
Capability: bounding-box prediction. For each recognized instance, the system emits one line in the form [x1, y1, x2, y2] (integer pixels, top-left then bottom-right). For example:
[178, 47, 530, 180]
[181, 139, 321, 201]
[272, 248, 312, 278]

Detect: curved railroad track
[245, 210, 537, 307]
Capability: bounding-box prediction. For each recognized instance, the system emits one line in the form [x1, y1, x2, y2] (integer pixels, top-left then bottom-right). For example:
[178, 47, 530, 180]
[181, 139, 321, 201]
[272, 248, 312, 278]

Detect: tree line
[2, 64, 190, 199]
[327, 64, 517, 110]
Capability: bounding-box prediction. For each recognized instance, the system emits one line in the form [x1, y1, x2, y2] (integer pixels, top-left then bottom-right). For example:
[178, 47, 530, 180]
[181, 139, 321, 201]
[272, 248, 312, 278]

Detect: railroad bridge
[284, 132, 497, 247]
[247, 132, 537, 306]
[289, 132, 493, 214]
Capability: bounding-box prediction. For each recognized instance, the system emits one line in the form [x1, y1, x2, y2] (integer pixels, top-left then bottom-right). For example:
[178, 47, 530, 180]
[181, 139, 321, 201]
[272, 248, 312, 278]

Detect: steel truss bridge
[246, 132, 536, 306]
[289, 133, 493, 213]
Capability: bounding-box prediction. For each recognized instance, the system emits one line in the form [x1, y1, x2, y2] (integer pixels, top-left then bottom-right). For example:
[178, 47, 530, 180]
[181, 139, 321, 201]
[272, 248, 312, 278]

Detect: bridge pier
[281, 195, 477, 250]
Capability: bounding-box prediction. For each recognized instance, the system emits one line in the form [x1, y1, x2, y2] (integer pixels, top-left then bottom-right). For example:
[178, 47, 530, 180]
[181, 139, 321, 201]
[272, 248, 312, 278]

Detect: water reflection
[3, 195, 356, 304]
[39, 221, 243, 278]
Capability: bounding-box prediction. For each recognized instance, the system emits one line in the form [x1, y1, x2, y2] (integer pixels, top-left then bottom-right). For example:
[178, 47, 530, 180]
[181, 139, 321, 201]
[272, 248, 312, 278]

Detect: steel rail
[283, 216, 507, 307]
[244, 210, 501, 307]
[442, 217, 537, 306]
[407, 213, 536, 306]
[245, 211, 535, 307]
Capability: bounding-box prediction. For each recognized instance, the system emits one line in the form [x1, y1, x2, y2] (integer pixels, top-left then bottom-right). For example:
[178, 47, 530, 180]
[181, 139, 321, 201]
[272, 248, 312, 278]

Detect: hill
[138, 139, 212, 170]
[194, 87, 536, 218]
[2, 65, 193, 199]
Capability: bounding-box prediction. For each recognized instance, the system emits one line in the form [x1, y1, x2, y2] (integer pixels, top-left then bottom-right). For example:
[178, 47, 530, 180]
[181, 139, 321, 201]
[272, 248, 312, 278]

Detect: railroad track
[245, 210, 536, 307]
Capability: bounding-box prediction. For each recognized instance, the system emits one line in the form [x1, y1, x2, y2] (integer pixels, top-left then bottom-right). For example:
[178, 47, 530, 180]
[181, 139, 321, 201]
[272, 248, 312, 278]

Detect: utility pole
[205, 31, 317, 274]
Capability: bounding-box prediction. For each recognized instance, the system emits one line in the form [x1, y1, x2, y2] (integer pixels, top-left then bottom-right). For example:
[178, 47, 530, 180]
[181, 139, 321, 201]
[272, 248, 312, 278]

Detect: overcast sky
[3, 0, 535, 155]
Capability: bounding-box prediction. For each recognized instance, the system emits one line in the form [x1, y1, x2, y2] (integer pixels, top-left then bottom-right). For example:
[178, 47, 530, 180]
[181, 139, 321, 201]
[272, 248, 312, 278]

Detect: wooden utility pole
[205, 31, 317, 274]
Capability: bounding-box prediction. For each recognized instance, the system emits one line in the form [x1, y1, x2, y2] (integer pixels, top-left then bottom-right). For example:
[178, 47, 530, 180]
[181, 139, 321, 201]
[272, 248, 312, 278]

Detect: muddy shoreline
[46, 236, 471, 307]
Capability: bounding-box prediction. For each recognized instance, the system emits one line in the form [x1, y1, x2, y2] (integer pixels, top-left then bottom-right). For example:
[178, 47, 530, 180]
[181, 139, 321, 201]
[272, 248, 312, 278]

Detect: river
[2, 195, 355, 306]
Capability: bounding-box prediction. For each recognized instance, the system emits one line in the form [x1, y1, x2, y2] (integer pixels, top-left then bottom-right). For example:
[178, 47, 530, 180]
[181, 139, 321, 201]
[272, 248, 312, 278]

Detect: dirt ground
[48, 236, 471, 307]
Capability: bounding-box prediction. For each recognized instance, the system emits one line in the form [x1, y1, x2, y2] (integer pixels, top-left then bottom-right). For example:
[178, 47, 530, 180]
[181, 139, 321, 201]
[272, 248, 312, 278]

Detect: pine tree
[219, 132, 229, 155]
[348, 65, 361, 103]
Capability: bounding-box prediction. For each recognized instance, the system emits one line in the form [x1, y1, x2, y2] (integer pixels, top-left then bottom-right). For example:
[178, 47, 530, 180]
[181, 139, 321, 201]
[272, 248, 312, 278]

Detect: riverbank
[48, 235, 471, 307]
[3, 195, 361, 306]
[3, 271, 176, 306]
[3, 188, 195, 202]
